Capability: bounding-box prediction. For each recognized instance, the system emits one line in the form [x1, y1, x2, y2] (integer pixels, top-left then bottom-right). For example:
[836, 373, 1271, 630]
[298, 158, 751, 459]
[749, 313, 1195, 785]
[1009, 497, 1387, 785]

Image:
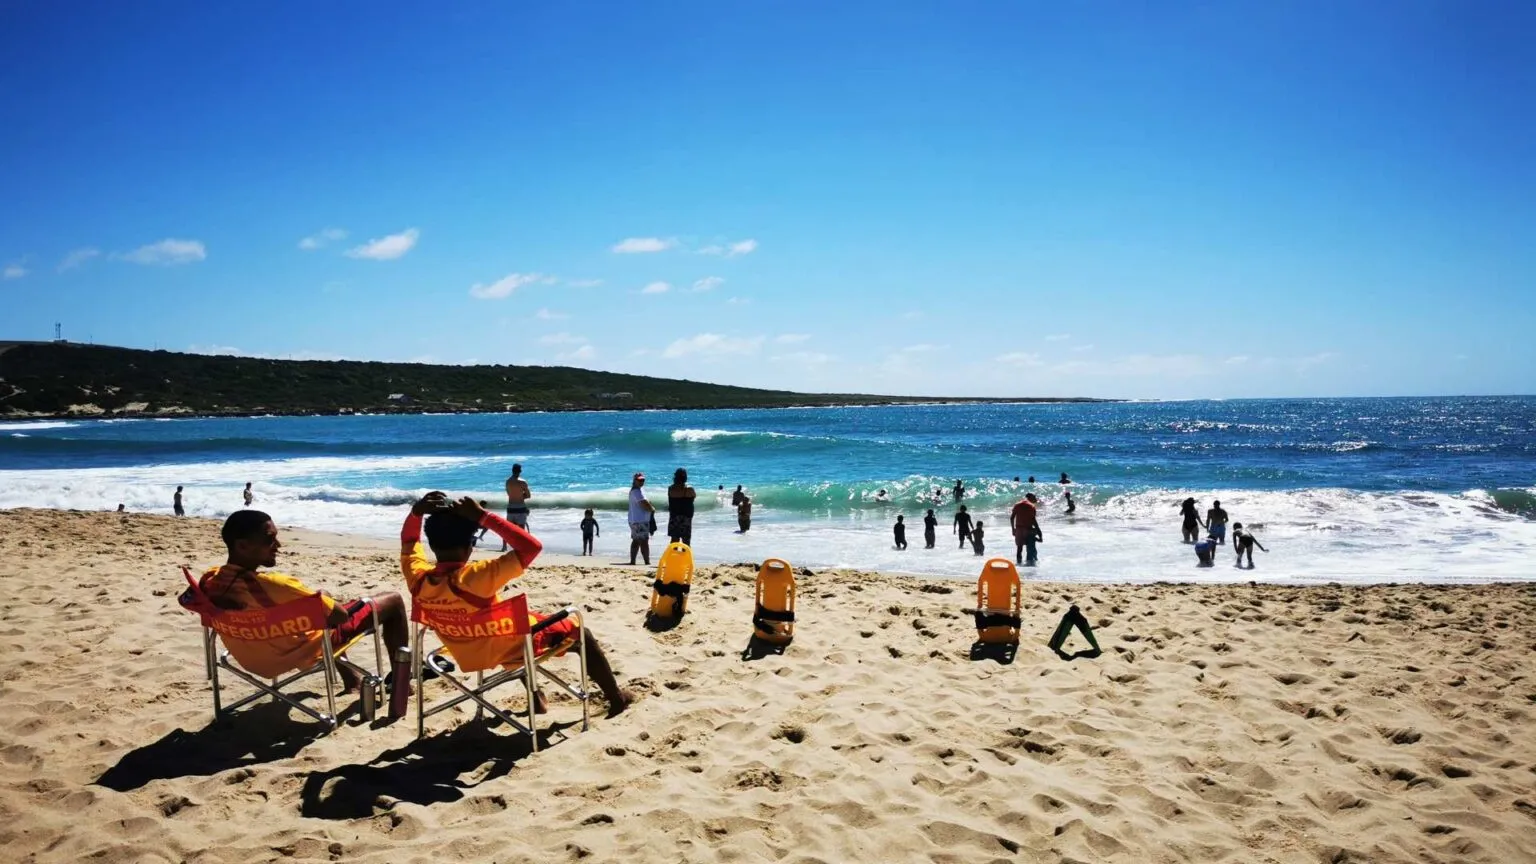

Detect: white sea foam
[671, 429, 753, 442]
[0, 421, 80, 431]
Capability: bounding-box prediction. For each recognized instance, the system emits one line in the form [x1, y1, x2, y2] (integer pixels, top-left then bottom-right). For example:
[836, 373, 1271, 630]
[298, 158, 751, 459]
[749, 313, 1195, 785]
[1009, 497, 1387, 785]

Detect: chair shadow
[643, 612, 683, 633]
[1052, 647, 1103, 662]
[94, 700, 341, 792]
[741, 635, 788, 661]
[968, 641, 1019, 665]
[298, 720, 576, 818]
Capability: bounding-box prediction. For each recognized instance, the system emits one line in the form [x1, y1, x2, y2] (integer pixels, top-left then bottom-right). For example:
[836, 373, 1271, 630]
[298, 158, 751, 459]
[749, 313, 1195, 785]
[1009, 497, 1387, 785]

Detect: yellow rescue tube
[649, 542, 694, 618]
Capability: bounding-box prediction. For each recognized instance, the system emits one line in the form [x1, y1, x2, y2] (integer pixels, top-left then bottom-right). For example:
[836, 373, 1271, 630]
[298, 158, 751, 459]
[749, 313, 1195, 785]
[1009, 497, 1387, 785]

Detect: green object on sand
[1048, 605, 1100, 655]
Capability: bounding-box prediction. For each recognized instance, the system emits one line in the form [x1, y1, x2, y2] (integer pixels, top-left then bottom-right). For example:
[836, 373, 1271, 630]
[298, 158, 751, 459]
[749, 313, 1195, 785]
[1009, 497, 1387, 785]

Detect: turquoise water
[3, 398, 1533, 583]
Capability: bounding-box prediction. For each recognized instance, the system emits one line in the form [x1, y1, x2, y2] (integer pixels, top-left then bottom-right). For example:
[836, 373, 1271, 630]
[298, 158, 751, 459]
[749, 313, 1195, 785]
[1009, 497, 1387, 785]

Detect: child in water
[893, 514, 907, 550]
[1194, 534, 1217, 566]
[971, 520, 985, 555]
[1232, 523, 1268, 568]
[580, 508, 600, 556]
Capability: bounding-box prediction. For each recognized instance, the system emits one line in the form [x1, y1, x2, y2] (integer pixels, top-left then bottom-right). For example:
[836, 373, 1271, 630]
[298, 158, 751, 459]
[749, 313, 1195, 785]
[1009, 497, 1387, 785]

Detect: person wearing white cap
[627, 472, 656, 565]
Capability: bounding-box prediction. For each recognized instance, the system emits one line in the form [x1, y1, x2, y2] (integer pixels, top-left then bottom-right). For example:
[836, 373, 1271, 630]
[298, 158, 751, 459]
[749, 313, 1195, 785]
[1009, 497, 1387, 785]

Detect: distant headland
[0, 341, 1115, 419]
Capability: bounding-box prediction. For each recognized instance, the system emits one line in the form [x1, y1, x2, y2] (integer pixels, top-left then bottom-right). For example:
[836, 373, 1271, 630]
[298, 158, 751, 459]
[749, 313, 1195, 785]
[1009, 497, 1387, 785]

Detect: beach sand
[1, 508, 1533, 863]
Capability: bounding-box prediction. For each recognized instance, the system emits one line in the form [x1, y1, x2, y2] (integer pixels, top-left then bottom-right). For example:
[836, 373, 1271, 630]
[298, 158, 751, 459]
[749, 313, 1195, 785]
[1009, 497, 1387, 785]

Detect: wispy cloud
[346, 228, 419, 260]
[698, 238, 758, 257]
[641, 281, 671, 295]
[560, 345, 596, 362]
[535, 307, 569, 320]
[1071, 344, 1095, 353]
[775, 333, 810, 344]
[298, 227, 348, 250]
[2, 262, 26, 280]
[538, 332, 587, 346]
[1045, 333, 1072, 342]
[612, 237, 676, 254]
[57, 247, 101, 272]
[1225, 355, 1250, 365]
[771, 350, 836, 368]
[900, 310, 924, 321]
[995, 351, 1044, 367]
[121, 238, 206, 265]
[726, 297, 751, 306]
[662, 333, 764, 359]
[692, 276, 724, 292]
[469, 272, 546, 300]
[566, 278, 604, 288]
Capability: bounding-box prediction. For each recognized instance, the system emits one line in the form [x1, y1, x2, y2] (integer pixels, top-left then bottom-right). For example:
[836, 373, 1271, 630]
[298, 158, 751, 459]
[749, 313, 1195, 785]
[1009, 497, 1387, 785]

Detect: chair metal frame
[410, 596, 590, 751]
[182, 567, 384, 730]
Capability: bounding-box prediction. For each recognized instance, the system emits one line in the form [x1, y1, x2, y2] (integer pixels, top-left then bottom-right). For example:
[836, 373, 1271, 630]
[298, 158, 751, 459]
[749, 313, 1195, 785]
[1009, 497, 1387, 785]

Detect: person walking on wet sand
[1011, 493, 1042, 566]
[627, 472, 655, 565]
[580, 509, 599, 556]
[173, 486, 185, 516]
[1179, 497, 1205, 543]
[923, 509, 937, 548]
[953, 504, 973, 549]
[893, 515, 907, 550]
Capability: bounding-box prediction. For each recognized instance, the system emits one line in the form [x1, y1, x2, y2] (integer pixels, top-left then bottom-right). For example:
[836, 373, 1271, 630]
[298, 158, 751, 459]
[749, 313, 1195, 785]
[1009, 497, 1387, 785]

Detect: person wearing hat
[627, 472, 656, 565]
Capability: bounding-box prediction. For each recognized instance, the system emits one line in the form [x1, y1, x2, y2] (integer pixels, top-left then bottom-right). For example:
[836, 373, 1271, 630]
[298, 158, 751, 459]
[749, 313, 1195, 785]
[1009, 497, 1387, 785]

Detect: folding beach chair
[177, 566, 384, 729]
[752, 558, 796, 645]
[649, 541, 694, 620]
[969, 558, 1022, 644]
[410, 592, 590, 751]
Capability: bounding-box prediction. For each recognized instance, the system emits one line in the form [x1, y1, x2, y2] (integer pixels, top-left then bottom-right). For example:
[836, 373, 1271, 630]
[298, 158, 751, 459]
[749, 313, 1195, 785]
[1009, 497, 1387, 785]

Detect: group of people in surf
[1179, 497, 1268, 568]
[893, 475, 1073, 566]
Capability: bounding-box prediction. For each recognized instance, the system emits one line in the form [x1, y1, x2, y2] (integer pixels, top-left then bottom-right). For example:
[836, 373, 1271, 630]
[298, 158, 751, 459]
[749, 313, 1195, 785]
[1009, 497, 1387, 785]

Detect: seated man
[401, 492, 632, 717]
[204, 510, 412, 715]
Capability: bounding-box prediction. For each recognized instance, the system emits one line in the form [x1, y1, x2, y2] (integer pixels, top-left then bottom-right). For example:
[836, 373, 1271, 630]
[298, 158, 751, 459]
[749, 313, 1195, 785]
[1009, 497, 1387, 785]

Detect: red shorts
[530, 611, 579, 656]
[329, 599, 375, 648]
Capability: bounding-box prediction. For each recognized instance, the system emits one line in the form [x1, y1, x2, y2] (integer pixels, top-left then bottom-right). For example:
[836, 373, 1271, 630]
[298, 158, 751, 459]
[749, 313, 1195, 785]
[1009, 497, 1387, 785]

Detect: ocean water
[2, 398, 1533, 584]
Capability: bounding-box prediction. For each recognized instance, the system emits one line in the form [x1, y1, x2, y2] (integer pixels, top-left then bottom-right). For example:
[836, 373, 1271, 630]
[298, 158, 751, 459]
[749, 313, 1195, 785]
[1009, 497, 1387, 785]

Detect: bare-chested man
[501, 463, 532, 551]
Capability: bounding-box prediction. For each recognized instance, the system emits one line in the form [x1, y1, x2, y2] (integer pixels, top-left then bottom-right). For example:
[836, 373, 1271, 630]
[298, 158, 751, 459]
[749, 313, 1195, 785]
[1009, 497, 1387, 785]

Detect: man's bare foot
[604, 689, 635, 718]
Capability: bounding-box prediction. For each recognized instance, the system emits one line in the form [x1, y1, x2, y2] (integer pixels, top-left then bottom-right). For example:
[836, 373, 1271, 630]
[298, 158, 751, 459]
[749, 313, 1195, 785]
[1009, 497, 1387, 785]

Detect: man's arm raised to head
[454, 496, 542, 567]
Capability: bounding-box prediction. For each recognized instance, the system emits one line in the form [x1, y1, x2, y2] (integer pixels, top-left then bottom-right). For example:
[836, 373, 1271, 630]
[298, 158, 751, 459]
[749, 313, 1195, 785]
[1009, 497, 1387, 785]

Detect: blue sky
[2, 2, 1532, 399]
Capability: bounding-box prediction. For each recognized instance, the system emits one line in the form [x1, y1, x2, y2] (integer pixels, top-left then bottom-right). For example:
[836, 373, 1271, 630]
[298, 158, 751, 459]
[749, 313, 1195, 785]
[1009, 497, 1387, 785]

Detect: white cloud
[901, 343, 942, 354]
[662, 333, 764, 359]
[469, 272, 546, 300]
[641, 281, 671, 294]
[2, 263, 26, 280]
[298, 227, 348, 250]
[346, 228, 419, 260]
[1045, 333, 1072, 342]
[900, 310, 924, 321]
[995, 351, 1044, 367]
[612, 237, 676, 254]
[566, 278, 604, 288]
[539, 332, 587, 346]
[536, 307, 569, 320]
[1071, 344, 1096, 353]
[1225, 355, 1250, 365]
[698, 238, 758, 257]
[121, 238, 206, 265]
[692, 276, 725, 292]
[560, 345, 597, 362]
[726, 297, 751, 305]
[57, 247, 101, 272]
[775, 333, 810, 344]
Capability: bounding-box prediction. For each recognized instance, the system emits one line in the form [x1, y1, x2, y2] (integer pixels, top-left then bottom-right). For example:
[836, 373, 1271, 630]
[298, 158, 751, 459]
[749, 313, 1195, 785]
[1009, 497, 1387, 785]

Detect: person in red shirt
[402, 492, 632, 717]
[203, 510, 412, 713]
[1010, 492, 1043, 566]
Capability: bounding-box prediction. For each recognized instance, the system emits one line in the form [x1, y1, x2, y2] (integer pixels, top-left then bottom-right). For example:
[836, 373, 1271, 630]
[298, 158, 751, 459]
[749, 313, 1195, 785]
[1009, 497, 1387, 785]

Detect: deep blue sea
[3, 398, 1533, 583]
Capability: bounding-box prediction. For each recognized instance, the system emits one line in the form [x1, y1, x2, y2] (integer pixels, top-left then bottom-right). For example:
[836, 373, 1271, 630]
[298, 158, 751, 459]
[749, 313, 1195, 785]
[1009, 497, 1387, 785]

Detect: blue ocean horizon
[3, 397, 1532, 584]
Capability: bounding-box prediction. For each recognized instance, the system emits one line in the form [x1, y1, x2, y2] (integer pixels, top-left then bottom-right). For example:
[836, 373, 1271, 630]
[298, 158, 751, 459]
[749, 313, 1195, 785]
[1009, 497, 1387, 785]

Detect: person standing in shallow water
[953, 504, 973, 549]
[953, 479, 965, 503]
[243, 482, 253, 506]
[627, 472, 655, 565]
[666, 468, 696, 547]
[923, 509, 938, 548]
[893, 515, 907, 550]
[1011, 493, 1041, 566]
[1179, 497, 1205, 544]
[502, 463, 532, 551]
[173, 486, 185, 516]
[737, 496, 752, 533]
[1206, 500, 1229, 545]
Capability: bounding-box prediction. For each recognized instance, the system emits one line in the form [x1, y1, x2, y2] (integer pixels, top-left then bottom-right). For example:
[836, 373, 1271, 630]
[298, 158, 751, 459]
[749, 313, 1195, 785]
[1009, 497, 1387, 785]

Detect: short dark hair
[222, 510, 272, 548]
[675, 467, 688, 482]
[425, 510, 478, 550]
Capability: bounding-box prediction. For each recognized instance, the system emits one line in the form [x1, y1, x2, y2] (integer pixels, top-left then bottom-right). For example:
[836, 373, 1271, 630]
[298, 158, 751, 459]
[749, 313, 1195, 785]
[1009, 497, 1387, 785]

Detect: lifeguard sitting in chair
[189, 510, 413, 723]
[401, 493, 632, 720]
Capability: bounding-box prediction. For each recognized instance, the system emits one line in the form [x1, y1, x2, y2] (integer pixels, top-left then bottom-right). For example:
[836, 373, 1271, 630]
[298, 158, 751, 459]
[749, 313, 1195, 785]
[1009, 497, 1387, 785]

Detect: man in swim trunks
[502, 463, 532, 550]
[203, 510, 412, 714]
[401, 492, 631, 716]
[628, 472, 655, 565]
[174, 485, 185, 517]
[923, 509, 938, 548]
[1206, 500, 1229, 545]
[1010, 493, 1042, 566]
[953, 504, 973, 549]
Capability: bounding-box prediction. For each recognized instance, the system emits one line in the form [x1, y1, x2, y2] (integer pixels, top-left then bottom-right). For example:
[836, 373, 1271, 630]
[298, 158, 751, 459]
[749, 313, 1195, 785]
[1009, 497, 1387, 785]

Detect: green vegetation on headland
[0, 342, 1112, 418]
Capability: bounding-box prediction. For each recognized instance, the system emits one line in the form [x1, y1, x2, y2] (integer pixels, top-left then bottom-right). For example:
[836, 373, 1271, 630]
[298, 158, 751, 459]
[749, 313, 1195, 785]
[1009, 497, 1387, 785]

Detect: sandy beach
[1, 507, 1533, 863]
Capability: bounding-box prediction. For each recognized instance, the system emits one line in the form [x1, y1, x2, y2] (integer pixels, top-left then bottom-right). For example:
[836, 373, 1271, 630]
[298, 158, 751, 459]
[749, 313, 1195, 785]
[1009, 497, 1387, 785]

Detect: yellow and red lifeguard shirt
[401, 510, 556, 670]
[199, 565, 338, 678]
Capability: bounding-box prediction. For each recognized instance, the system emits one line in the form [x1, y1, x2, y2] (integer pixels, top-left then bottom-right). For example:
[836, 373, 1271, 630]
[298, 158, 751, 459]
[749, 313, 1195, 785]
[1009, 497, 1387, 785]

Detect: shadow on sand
[95, 699, 344, 792]
[968, 641, 1019, 665]
[740, 635, 788, 662]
